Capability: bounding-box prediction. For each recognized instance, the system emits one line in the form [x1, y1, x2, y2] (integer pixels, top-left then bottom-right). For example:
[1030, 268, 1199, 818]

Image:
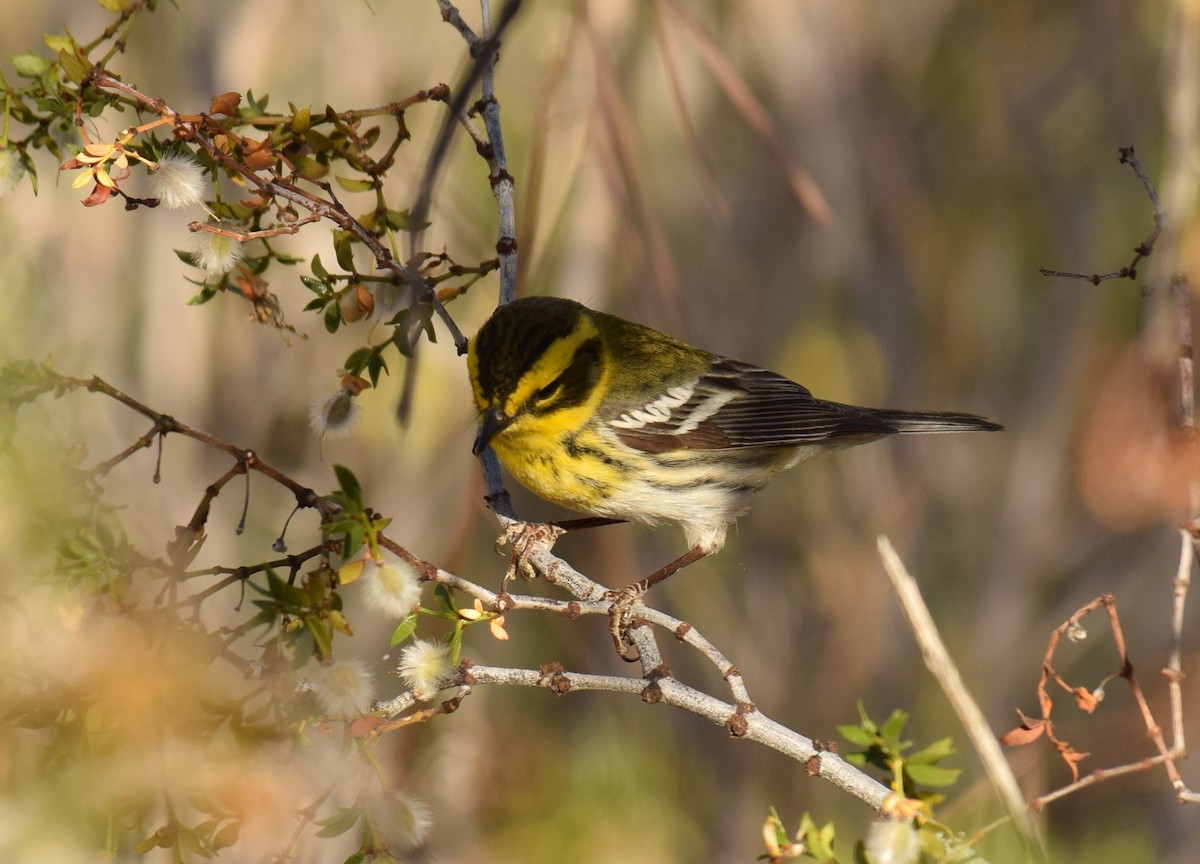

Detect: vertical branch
[1168, 274, 1199, 800]
[478, 0, 520, 306]
[437, 0, 523, 517]
[878, 537, 1040, 846]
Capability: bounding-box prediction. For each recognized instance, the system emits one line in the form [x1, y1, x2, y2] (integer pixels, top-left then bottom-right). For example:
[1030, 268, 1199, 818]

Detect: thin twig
[12, 372, 332, 517]
[877, 537, 1039, 848]
[378, 662, 893, 810]
[86, 70, 467, 353]
[1039, 146, 1165, 285]
[1008, 594, 1187, 809]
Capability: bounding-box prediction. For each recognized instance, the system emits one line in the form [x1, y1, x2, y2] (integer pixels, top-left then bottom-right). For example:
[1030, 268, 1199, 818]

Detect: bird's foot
[495, 520, 566, 588]
[605, 581, 649, 662]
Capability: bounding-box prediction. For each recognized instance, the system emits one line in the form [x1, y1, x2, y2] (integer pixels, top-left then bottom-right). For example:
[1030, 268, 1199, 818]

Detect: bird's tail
[871, 409, 1003, 434]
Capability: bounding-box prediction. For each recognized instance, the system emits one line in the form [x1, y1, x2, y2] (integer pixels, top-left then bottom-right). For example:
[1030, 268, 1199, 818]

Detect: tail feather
[871, 409, 1002, 434]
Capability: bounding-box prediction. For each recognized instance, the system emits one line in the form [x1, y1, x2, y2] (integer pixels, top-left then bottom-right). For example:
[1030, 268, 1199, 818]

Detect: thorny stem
[1039, 146, 1165, 285]
[84, 69, 468, 353]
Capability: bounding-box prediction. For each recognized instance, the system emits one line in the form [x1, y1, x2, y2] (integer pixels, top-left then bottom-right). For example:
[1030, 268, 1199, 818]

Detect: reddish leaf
[1000, 709, 1047, 746]
[82, 182, 114, 207]
[347, 715, 384, 738]
[1000, 723, 1046, 747]
[1073, 687, 1099, 713]
[210, 91, 242, 116]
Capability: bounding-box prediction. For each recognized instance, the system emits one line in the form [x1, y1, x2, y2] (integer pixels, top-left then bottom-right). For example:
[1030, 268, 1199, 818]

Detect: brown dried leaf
[82, 182, 114, 207]
[1058, 745, 1091, 782]
[1000, 709, 1047, 747]
[210, 91, 242, 116]
[243, 142, 277, 171]
[1073, 687, 1099, 714]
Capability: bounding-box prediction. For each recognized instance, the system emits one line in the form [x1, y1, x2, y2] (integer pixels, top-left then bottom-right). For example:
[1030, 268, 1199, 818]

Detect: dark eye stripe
[528, 337, 603, 415]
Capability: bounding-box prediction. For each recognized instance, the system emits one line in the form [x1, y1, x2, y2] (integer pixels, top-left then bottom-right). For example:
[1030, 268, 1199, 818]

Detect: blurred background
[1, 1, 1197, 862]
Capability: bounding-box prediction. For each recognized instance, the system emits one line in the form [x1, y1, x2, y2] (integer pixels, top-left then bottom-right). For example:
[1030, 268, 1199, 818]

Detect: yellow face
[468, 312, 609, 455]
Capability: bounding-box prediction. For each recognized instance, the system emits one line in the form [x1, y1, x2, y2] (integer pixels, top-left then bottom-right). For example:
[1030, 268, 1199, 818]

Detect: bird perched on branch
[468, 296, 999, 651]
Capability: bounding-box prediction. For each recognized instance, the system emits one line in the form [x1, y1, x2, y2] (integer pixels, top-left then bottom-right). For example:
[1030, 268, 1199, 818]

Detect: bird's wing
[605, 358, 897, 454]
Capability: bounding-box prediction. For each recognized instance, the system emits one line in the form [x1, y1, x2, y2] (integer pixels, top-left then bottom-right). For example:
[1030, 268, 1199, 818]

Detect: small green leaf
[366, 352, 387, 388]
[188, 285, 219, 306]
[333, 231, 355, 272]
[315, 806, 361, 839]
[94, 0, 131, 11]
[879, 708, 908, 744]
[390, 613, 418, 646]
[291, 104, 311, 134]
[435, 583, 456, 614]
[905, 763, 961, 788]
[906, 737, 956, 765]
[42, 34, 75, 53]
[323, 302, 342, 333]
[11, 54, 52, 78]
[58, 48, 91, 85]
[300, 274, 331, 296]
[837, 724, 875, 748]
[311, 253, 330, 280]
[19, 152, 38, 195]
[344, 347, 372, 375]
[335, 175, 374, 192]
[263, 569, 309, 609]
[333, 464, 363, 509]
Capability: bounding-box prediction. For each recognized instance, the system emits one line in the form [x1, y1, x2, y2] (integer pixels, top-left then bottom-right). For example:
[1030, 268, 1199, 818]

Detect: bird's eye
[532, 379, 562, 405]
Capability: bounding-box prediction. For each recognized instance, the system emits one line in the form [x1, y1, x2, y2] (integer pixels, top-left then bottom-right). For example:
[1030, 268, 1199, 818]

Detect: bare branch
[878, 537, 1039, 846]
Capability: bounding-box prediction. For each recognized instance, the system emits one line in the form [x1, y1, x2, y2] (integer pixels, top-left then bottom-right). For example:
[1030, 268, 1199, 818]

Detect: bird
[467, 296, 1000, 635]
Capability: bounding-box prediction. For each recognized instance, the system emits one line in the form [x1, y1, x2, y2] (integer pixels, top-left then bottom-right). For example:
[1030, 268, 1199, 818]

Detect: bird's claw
[606, 582, 648, 662]
[495, 521, 566, 588]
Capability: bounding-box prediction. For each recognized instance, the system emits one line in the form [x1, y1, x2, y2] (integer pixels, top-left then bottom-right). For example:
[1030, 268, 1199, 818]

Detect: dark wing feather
[608, 358, 998, 454]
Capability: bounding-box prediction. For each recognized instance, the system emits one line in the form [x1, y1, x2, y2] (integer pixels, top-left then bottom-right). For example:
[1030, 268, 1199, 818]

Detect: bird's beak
[473, 407, 512, 456]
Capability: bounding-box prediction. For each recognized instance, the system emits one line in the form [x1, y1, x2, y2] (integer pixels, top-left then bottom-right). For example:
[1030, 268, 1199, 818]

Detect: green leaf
[300, 274, 332, 296]
[879, 708, 908, 744]
[366, 352, 387, 387]
[42, 34, 75, 53]
[311, 253, 330, 280]
[342, 852, 367, 864]
[188, 285, 219, 306]
[904, 763, 961, 788]
[447, 626, 463, 666]
[434, 583, 456, 614]
[315, 806, 361, 839]
[837, 724, 875, 748]
[390, 613, 418, 646]
[335, 175, 375, 193]
[58, 48, 91, 85]
[291, 104, 311, 134]
[94, 0, 131, 11]
[906, 737, 956, 765]
[344, 347, 372, 376]
[19, 151, 38, 195]
[11, 54, 52, 78]
[333, 464, 363, 510]
[323, 302, 342, 333]
[333, 231, 355, 272]
[263, 569, 310, 609]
